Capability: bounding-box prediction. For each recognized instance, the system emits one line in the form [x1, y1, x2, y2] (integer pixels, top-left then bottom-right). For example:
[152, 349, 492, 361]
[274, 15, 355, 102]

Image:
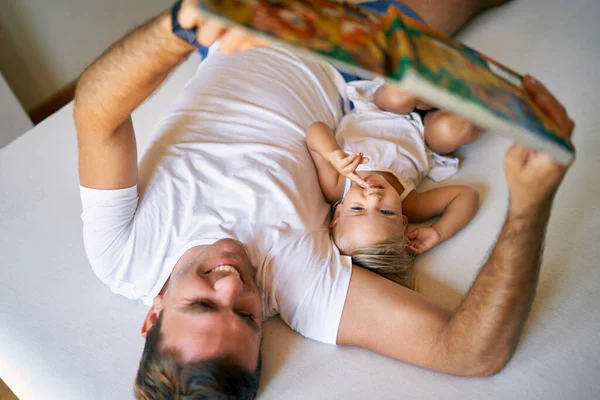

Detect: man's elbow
[462, 360, 507, 378]
[73, 75, 91, 130]
[73, 74, 114, 137]
[451, 352, 511, 378]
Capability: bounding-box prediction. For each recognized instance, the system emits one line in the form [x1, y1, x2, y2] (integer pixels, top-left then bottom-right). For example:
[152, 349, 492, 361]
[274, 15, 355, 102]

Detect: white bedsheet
[1, 0, 599, 398]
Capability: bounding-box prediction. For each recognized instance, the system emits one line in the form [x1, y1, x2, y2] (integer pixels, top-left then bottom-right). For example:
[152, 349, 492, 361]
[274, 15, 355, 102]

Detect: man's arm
[75, 1, 267, 189]
[74, 11, 194, 189]
[337, 76, 575, 376]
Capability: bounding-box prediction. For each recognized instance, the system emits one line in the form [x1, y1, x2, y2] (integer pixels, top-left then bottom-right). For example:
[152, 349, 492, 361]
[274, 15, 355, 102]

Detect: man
[74, 0, 575, 398]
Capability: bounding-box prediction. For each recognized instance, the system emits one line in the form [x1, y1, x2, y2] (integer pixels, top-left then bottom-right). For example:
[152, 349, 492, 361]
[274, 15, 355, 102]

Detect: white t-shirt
[80, 46, 352, 345]
[337, 79, 459, 201]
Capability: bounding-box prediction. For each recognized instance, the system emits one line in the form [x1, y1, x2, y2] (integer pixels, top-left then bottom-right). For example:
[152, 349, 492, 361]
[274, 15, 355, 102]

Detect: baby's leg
[423, 110, 482, 154]
[374, 84, 432, 115]
[399, 0, 512, 36]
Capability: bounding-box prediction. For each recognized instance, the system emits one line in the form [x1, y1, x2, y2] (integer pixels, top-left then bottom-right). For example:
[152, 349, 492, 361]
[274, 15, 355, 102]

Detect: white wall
[0, 72, 33, 147]
[0, 0, 171, 111]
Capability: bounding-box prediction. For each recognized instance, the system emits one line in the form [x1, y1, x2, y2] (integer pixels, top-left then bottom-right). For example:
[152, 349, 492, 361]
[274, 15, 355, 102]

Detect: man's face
[143, 239, 263, 370]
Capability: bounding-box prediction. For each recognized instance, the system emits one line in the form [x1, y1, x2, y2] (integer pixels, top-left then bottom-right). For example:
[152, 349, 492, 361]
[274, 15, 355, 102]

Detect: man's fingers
[524, 76, 564, 112]
[524, 75, 574, 139]
[179, 1, 271, 52]
[219, 27, 249, 54]
[198, 19, 227, 47]
[505, 142, 530, 167]
[239, 38, 260, 51]
[179, 0, 201, 29]
[218, 27, 270, 54]
[537, 94, 572, 135]
[239, 36, 270, 50]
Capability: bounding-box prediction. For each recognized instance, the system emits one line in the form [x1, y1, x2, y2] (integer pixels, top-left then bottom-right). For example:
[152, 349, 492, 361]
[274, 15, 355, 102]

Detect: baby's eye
[381, 209, 395, 215]
[351, 206, 364, 211]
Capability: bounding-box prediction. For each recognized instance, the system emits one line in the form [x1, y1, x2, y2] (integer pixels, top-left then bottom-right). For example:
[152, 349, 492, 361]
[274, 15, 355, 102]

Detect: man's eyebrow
[183, 303, 261, 333]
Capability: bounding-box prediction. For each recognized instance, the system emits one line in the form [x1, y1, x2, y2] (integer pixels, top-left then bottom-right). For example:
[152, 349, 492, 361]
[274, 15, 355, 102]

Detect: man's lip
[207, 260, 238, 272]
[207, 262, 245, 283]
[210, 256, 240, 268]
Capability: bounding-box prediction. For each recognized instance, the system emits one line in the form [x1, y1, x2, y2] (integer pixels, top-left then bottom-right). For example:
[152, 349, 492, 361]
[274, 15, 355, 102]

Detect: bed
[1, 0, 599, 398]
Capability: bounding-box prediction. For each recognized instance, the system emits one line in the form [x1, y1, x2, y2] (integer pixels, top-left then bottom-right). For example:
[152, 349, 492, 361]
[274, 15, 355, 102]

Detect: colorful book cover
[197, 0, 391, 74]
[197, 0, 573, 164]
[398, 13, 572, 159]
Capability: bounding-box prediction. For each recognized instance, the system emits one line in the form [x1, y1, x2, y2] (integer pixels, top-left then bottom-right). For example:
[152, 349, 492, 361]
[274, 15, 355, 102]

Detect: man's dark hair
[134, 313, 262, 399]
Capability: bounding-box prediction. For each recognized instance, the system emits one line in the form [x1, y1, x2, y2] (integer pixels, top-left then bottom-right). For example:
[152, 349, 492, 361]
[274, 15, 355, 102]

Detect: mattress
[1, 0, 599, 398]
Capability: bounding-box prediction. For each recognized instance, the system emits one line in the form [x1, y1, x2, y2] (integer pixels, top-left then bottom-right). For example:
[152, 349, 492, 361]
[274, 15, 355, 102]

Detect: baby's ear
[402, 214, 409, 233]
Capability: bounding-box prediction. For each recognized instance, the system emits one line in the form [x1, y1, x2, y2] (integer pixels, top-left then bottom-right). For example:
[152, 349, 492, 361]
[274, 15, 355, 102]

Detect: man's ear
[402, 214, 409, 234]
[329, 205, 342, 228]
[141, 295, 163, 338]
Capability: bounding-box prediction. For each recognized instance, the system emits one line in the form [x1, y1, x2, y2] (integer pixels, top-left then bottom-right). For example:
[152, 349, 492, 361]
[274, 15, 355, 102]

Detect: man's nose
[213, 274, 244, 308]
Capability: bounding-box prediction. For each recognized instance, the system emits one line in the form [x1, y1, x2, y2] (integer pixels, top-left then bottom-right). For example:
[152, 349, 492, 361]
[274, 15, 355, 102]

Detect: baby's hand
[328, 150, 370, 189]
[407, 227, 441, 254]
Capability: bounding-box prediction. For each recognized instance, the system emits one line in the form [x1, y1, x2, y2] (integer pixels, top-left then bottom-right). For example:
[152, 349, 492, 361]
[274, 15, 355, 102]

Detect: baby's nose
[365, 194, 383, 206]
[365, 188, 382, 196]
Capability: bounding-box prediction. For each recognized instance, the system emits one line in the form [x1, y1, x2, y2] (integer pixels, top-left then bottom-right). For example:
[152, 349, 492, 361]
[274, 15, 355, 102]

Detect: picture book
[196, 0, 574, 164]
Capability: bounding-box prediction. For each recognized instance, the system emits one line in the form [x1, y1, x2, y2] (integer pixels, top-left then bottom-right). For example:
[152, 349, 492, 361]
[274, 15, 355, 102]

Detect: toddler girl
[306, 79, 480, 288]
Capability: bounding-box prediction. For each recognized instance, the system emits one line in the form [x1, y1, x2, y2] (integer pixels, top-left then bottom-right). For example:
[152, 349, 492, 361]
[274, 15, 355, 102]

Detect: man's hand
[178, 0, 269, 53]
[407, 227, 441, 254]
[504, 76, 575, 214]
[328, 150, 370, 189]
[339, 75, 576, 377]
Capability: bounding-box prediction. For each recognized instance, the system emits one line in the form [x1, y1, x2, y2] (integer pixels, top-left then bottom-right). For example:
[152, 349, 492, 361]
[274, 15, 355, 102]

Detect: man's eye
[192, 300, 216, 309]
[235, 310, 254, 321]
[381, 209, 395, 215]
[351, 206, 364, 211]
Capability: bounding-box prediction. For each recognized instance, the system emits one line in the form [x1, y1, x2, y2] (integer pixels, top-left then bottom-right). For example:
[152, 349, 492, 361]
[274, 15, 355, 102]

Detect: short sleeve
[266, 230, 353, 345]
[346, 78, 386, 111]
[79, 185, 138, 293]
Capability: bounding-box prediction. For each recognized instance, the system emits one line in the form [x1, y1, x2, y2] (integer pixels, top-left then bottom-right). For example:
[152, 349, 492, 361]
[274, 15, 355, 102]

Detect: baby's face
[333, 173, 406, 252]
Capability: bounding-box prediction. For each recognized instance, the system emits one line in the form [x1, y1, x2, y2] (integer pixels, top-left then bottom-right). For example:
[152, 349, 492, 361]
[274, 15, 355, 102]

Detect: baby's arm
[306, 122, 361, 203]
[402, 185, 479, 254]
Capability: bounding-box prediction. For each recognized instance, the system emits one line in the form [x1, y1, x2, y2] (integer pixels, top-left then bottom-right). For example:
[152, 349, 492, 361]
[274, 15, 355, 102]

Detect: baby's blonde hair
[332, 224, 415, 289]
